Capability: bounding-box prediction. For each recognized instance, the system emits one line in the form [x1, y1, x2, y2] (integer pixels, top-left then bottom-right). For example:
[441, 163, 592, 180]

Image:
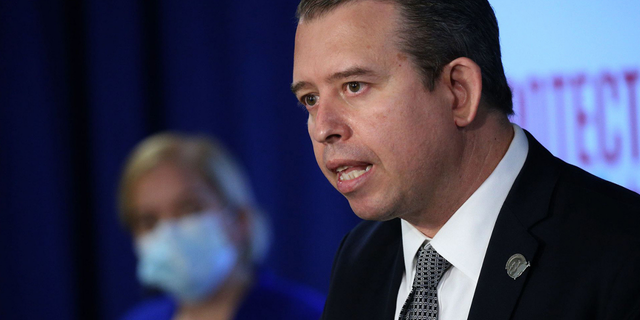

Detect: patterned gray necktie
[399, 243, 452, 320]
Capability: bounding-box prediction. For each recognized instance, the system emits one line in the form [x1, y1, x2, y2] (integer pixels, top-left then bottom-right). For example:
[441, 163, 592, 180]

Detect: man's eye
[303, 95, 318, 106]
[346, 82, 362, 93]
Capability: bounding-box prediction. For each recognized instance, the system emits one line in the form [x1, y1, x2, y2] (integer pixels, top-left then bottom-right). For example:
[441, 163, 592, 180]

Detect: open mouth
[336, 164, 372, 181]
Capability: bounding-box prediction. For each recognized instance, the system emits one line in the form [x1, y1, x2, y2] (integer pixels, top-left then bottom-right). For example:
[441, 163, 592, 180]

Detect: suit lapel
[329, 219, 404, 320]
[381, 234, 405, 319]
[365, 219, 405, 320]
[467, 131, 561, 320]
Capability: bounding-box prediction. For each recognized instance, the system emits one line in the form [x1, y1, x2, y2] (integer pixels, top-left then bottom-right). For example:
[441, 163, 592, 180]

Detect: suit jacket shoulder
[321, 219, 405, 320]
[469, 131, 640, 320]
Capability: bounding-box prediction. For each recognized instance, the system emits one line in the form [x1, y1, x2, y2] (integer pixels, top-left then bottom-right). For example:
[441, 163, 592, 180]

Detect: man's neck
[406, 112, 514, 238]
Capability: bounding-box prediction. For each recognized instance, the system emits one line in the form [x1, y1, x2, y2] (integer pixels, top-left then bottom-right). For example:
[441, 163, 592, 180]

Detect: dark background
[0, 1, 360, 319]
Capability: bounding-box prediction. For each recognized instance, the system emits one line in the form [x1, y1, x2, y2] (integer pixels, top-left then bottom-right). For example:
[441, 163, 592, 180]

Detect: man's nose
[309, 98, 352, 144]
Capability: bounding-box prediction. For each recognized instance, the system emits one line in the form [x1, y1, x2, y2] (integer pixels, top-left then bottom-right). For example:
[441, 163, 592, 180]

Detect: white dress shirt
[394, 124, 529, 320]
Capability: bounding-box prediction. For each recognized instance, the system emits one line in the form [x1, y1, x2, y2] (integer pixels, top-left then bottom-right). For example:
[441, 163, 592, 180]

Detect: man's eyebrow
[326, 66, 376, 83]
[291, 67, 377, 96]
[290, 81, 310, 96]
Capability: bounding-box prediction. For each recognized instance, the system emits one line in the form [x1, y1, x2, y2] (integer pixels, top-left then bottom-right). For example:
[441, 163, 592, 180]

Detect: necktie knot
[414, 243, 451, 288]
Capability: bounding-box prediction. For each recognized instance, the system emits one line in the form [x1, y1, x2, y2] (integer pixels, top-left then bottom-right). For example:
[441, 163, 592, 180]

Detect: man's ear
[442, 57, 482, 128]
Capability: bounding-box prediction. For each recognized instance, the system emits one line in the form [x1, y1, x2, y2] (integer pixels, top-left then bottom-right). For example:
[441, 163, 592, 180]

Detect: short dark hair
[296, 0, 513, 115]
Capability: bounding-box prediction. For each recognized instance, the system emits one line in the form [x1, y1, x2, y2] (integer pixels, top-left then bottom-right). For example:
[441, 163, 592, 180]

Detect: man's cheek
[312, 147, 327, 176]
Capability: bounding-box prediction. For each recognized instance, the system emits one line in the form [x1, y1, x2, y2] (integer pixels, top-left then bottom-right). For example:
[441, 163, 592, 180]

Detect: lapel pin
[506, 253, 530, 280]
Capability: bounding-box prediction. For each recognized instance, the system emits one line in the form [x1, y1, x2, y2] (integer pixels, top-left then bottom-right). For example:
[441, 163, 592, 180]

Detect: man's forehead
[293, 1, 400, 84]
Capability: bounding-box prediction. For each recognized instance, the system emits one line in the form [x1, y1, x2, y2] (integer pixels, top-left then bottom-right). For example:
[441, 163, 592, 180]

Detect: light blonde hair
[118, 132, 271, 263]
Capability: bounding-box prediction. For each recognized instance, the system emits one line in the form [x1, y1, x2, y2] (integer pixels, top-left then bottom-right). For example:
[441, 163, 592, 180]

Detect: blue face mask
[134, 210, 239, 303]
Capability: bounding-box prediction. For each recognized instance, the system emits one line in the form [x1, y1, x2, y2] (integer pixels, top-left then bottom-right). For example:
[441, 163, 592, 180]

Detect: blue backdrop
[0, 1, 359, 319]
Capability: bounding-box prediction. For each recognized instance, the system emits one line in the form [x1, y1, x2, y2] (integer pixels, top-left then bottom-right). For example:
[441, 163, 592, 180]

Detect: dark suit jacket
[321, 132, 640, 320]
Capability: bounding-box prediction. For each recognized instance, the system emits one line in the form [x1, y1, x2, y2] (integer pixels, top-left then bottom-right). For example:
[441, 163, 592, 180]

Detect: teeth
[339, 165, 372, 181]
[336, 166, 349, 172]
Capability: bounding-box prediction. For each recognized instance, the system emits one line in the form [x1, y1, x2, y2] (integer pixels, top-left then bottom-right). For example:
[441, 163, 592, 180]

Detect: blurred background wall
[0, 0, 638, 319]
[493, 0, 640, 192]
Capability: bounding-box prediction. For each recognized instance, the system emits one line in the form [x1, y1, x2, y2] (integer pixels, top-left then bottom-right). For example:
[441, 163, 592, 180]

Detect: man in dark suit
[290, 0, 640, 319]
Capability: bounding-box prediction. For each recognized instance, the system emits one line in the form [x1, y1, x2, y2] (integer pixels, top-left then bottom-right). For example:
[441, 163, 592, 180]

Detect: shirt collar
[401, 124, 529, 284]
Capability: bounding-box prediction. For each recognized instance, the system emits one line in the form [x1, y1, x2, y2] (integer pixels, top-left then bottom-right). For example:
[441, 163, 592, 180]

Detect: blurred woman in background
[118, 132, 323, 320]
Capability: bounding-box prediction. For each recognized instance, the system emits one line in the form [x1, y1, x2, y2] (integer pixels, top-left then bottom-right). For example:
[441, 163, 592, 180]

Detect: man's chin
[350, 203, 397, 222]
